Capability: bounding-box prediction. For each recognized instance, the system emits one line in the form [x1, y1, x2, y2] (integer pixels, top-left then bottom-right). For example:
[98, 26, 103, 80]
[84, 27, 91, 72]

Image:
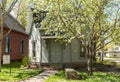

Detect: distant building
[106, 46, 120, 57]
[1, 12, 28, 62]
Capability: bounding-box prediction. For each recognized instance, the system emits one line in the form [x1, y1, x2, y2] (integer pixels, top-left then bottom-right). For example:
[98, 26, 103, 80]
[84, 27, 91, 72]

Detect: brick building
[1, 13, 28, 61]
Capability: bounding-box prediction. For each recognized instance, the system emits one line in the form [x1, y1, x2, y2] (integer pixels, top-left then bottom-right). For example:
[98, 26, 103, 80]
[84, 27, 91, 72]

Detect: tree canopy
[36, 0, 120, 75]
[38, 0, 120, 50]
[11, 0, 120, 75]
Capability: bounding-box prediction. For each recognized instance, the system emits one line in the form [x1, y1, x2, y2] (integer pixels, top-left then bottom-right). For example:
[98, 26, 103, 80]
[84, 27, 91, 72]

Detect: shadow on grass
[2, 62, 22, 68]
[52, 67, 120, 82]
[15, 69, 42, 80]
[1, 62, 42, 81]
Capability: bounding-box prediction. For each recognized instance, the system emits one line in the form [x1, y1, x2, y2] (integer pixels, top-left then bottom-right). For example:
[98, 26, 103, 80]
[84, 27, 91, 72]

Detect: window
[32, 41, 36, 57]
[5, 35, 10, 53]
[80, 47, 85, 57]
[20, 39, 24, 54]
[115, 47, 119, 50]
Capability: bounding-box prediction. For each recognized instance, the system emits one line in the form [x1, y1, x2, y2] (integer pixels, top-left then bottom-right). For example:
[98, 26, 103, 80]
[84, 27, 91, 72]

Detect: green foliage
[103, 60, 110, 64]
[18, 0, 120, 49]
[103, 60, 117, 66]
[13, 0, 29, 28]
[0, 62, 42, 82]
[36, 0, 120, 52]
[55, 70, 65, 77]
[117, 64, 120, 67]
[46, 71, 120, 82]
[31, 0, 120, 75]
[22, 55, 29, 67]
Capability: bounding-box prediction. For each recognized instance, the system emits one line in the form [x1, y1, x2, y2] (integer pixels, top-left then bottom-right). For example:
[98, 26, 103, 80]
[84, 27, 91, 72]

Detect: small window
[115, 47, 119, 50]
[20, 39, 24, 54]
[32, 41, 36, 57]
[5, 35, 10, 53]
[80, 47, 85, 57]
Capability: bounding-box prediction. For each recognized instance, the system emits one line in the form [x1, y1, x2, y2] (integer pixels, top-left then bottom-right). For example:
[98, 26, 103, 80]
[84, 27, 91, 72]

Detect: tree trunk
[0, 0, 18, 72]
[0, 40, 2, 72]
[87, 55, 93, 75]
[100, 42, 104, 63]
[100, 50, 103, 63]
[0, 1, 5, 72]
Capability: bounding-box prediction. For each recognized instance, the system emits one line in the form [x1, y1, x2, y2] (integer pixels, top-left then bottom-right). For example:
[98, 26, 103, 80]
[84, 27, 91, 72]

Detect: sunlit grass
[0, 62, 42, 82]
[46, 70, 120, 82]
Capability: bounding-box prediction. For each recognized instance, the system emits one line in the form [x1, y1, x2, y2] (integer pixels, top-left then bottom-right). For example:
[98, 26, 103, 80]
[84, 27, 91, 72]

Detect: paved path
[19, 70, 58, 82]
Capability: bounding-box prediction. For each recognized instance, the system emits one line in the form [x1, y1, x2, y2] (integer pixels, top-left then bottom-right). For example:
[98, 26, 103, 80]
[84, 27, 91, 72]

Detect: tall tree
[0, 0, 18, 72]
[13, 0, 32, 28]
[12, 0, 40, 28]
[19, 0, 119, 75]
[33, 0, 120, 75]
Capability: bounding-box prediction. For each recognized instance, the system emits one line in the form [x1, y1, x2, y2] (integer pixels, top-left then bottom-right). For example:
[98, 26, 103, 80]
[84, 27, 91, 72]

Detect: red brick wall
[2, 28, 28, 61]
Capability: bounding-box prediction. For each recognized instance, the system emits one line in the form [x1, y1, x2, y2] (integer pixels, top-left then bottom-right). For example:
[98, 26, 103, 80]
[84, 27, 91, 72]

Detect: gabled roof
[5, 13, 26, 34]
[0, 10, 26, 34]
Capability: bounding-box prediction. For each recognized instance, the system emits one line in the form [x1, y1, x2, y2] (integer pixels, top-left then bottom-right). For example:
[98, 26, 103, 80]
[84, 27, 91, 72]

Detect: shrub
[110, 61, 116, 66]
[103, 60, 109, 64]
[22, 55, 29, 67]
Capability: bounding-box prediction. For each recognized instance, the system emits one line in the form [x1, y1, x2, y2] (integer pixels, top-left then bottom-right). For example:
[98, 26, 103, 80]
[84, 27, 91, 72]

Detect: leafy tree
[19, 0, 120, 75]
[12, 0, 33, 28]
[0, 0, 18, 72]
[32, 0, 120, 75]
[12, 0, 39, 28]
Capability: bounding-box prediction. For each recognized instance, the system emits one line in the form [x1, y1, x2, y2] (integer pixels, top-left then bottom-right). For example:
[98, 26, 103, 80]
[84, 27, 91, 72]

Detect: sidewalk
[19, 70, 58, 82]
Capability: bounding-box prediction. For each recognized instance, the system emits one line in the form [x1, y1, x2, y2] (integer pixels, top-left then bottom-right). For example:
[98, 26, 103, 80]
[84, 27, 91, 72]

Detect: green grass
[46, 70, 120, 82]
[117, 64, 120, 67]
[0, 62, 42, 82]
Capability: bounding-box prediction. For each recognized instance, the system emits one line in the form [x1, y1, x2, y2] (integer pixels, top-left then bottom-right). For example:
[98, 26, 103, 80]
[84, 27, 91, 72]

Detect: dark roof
[0, 9, 26, 34]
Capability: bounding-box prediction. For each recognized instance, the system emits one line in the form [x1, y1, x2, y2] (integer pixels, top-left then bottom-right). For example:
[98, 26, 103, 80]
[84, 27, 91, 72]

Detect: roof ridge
[8, 13, 25, 30]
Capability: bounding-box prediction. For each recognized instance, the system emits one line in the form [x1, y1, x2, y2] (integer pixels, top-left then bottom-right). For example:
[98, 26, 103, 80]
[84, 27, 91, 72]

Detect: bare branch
[96, 40, 113, 52]
[7, 0, 18, 13]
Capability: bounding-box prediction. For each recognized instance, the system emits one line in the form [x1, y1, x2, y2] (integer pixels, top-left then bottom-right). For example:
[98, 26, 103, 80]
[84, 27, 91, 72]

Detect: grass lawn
[0, 62, 42, 82]
[46, 70, 120, 82]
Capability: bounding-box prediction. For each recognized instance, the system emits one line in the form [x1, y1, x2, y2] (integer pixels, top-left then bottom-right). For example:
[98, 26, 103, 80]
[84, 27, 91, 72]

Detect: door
[50, 40, 62, 63]
[62, 44, 71, 63]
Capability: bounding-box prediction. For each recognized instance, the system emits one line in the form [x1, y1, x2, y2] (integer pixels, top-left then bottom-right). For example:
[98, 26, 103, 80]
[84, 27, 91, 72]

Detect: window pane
[32, 41, 36, 57]
[5, 36, 10, 53]
[20, 39, 24, 54]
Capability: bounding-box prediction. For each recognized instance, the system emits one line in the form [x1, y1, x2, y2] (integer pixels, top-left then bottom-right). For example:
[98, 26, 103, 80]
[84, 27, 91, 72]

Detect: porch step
[29, 63, 39, 69]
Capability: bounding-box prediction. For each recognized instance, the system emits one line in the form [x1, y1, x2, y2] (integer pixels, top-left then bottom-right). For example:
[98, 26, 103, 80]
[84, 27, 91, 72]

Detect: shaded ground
[0, 62, 42, 82]
[46, 70, 120, 82]
[76, 62, 120, 75]
[46, 63, 120, 82]
[93, 63, 120, 73]
[20, 62, 120, 82]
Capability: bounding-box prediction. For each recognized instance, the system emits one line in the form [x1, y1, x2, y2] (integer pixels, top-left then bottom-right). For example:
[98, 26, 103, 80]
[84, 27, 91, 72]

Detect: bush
[103, 60, 109, 64]
[22, 55, 29, 67]
[110, 61, 116, 66]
